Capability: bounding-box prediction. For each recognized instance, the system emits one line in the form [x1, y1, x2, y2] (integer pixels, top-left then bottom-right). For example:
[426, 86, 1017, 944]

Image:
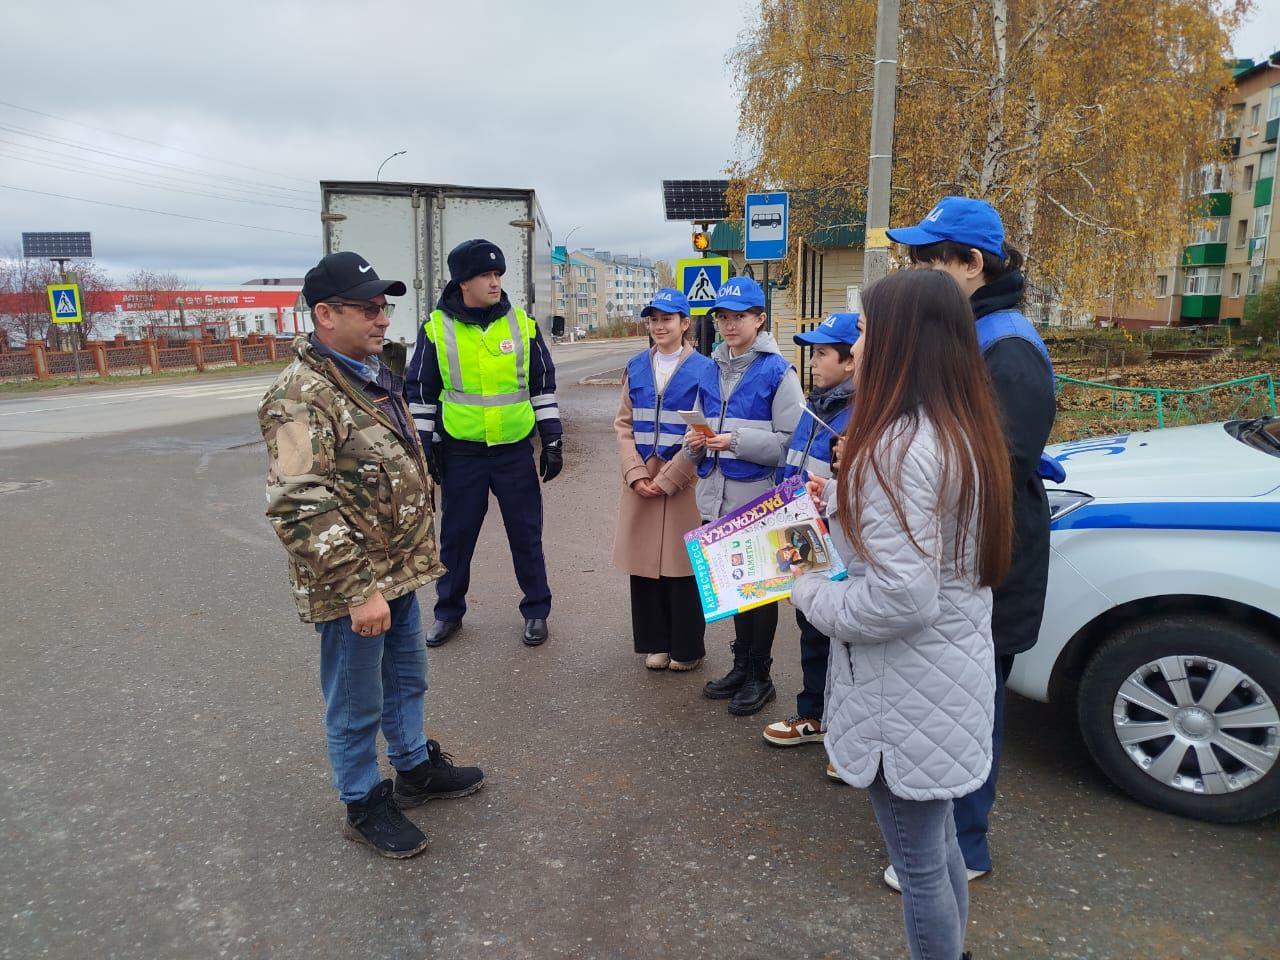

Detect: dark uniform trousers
[433, 436, 552, 623]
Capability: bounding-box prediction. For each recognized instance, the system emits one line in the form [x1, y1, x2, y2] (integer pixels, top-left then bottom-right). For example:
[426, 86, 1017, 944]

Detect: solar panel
[662, 180, 730, 222]
[22, 232, 93, 258]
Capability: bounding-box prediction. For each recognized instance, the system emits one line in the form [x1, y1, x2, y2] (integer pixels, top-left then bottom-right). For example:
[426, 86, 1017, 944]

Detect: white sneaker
[883, 864, 989, 893]
[644, 652, 670, 670]
[762, 715, 825, 747]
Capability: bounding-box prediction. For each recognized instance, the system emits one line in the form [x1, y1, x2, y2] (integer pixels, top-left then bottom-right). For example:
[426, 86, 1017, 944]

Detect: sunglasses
[325, 300, 395, 320]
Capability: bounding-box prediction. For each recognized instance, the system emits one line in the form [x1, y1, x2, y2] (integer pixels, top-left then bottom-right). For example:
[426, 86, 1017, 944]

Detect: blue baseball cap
[711, 277, 766, 313]
[885, 196, 1006, 258]
[641, 288, 690, 317]
[794, 312, 860, 347]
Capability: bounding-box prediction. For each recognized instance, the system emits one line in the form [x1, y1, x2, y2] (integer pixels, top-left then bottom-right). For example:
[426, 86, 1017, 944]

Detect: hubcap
[1112, 655, 1279, 795]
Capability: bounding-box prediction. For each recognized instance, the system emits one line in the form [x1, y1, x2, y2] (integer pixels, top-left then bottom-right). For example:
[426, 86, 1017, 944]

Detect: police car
[1008, 417, 1280, 822]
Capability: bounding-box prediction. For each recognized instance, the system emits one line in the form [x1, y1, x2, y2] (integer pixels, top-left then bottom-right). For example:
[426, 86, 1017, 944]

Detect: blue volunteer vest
[712, 353, 792, 481]
[627, 350, 717, 476]
[975, 308, 1064, 482]
[782, 403, 851, 481]
[975, 309, 1054, 382]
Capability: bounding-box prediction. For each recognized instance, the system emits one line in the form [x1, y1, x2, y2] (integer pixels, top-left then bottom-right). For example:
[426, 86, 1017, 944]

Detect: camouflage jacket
[258, 336, 445, 623]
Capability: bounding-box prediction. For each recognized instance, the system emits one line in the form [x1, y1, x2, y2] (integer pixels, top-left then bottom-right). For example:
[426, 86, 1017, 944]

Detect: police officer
[406, 239, 563, 648]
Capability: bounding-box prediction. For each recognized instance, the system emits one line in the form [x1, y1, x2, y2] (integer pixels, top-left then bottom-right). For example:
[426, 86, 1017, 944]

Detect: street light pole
[376, 150, 407, 181]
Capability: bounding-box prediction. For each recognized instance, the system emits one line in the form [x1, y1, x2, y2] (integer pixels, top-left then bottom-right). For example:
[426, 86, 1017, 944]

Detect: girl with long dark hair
[886, 196, 1057, 887]
[790, 269, 1012, 960]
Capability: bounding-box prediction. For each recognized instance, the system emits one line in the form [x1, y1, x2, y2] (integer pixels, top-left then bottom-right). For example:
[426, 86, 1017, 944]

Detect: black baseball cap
[302, 251, 407, 308]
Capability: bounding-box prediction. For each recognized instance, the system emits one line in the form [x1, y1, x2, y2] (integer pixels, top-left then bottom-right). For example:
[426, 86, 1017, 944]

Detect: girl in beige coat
[612, 289, 719, 670]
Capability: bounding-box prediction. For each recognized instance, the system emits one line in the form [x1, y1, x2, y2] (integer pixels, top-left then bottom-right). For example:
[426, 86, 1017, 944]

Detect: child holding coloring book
[683, 277, 805, 716]
[612, 289, 718, 671]
[760, 312, 859, 749]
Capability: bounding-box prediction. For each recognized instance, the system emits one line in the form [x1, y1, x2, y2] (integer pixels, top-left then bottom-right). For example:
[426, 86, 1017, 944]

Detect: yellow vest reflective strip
[428, 307, 536, 444]
[437, 310, 531, 406]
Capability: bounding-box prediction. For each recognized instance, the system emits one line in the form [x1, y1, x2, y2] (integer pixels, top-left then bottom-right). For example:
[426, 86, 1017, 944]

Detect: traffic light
[692, 230, 710, 252]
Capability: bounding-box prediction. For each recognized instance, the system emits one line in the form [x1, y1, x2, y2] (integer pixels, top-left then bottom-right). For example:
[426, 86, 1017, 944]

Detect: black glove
[426, 443, 445, 484]
[539, 438, 563, 483]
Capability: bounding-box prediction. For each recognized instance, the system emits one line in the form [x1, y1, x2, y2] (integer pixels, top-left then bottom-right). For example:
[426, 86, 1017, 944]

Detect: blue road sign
[677, 257, 730, 316]
[744, 192, 788, 261]
[47, 283, 83, 324]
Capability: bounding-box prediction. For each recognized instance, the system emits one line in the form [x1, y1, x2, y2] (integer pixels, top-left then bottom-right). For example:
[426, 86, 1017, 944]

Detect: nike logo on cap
[358, 264, 372, 273]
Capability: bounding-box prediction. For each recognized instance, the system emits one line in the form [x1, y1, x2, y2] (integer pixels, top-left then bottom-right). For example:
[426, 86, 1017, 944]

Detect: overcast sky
[1, 0, 1278, 289]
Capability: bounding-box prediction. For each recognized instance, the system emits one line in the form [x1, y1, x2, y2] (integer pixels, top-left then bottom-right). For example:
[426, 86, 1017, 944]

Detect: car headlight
[1047, 489, 1092, 521]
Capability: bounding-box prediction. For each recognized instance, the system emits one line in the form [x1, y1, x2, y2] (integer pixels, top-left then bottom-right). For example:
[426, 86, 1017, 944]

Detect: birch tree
[731, 0, 1250, 309]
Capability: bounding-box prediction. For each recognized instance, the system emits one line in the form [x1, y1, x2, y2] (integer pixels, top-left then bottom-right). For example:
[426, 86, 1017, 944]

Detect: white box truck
[319, 181, 553, 347]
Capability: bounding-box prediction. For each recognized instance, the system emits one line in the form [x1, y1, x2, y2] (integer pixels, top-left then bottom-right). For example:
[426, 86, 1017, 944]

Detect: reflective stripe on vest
[427, 307, 535, 444]
[782, 404, 851, 480]
[627, 349, 717, 464]
[712, 352, 791, 481]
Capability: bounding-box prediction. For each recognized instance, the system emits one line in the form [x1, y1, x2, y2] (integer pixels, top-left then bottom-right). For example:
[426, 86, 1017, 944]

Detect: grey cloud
[1, 0, 749, 284]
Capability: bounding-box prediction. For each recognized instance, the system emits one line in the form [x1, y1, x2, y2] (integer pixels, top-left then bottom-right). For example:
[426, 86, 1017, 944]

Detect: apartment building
[1121, 55, 1279, 328]
[574, 249, 658, 329]
[552, 245, 598, 332]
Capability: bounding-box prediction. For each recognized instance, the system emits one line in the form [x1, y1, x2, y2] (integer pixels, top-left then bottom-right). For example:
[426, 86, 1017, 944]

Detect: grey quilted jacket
[791, 415, 995, 801]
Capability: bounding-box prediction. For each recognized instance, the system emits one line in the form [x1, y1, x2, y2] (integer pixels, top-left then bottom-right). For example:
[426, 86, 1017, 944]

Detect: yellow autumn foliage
[731, 0, 1251, 310]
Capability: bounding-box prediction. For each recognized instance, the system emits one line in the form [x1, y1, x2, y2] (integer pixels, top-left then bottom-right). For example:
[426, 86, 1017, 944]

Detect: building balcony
[1255, 177, 1273, 207]
[1180, 295, 1221, 320]
[1202, 192, 1232, 217]
[1182, 243, 1227, 266]
[1267, 117, 1278, 143]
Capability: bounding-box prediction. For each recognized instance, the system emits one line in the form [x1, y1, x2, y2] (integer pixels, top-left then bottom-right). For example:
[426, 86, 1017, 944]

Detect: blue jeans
[952, 653, 1014, 871]
[316, 592, 429, 803]
[867, 774, 968, 960]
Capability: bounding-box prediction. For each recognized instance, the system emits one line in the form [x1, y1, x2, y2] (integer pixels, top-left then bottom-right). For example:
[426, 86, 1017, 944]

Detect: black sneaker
[342, 779, 429, 859]
[394, 740, 486, 808]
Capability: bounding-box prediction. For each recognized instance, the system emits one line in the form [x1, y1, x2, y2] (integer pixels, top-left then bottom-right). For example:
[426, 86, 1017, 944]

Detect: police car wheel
[1077, 614, 1280, 823]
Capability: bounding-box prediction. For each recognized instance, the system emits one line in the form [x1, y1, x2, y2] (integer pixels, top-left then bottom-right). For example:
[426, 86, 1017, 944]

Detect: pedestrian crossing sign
[47, 283, 83, 324]
[677, 257, 730, 316]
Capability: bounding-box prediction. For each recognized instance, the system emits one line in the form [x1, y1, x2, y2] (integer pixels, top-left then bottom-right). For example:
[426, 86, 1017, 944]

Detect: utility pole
[863, 0, 901, 286]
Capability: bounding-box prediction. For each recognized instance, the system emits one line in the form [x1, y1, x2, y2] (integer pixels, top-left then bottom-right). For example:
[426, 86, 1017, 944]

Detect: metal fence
[1054, 373, 1277, 431]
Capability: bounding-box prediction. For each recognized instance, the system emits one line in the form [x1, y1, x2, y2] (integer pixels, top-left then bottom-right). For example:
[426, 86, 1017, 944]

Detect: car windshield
[1225, 416, 1280, 457]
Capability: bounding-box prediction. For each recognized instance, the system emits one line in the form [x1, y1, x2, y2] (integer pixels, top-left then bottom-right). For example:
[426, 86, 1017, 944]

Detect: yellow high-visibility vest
[425, 306, 536, 445]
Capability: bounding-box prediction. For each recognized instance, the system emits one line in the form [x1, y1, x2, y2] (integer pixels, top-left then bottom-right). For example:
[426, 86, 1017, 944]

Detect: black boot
[342, 779, 429, 858]
[394, 739, 486, 807]
[728, 657, 776, 716]
[703, 643, 749, 699]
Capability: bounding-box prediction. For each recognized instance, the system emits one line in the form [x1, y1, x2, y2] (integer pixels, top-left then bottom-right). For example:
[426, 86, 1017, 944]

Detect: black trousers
[795, 609, 831, 720]
[434, 438, 551, 622]
[629, 575, 706, 662]
[732, 603, 779, 659]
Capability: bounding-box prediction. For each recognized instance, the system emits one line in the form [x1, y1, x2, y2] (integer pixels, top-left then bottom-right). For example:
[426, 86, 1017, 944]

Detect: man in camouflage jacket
[259, 251, 484, 859]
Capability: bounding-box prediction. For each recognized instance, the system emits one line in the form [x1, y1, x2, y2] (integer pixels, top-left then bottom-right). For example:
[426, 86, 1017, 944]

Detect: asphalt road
[0, 341, 1276, 960]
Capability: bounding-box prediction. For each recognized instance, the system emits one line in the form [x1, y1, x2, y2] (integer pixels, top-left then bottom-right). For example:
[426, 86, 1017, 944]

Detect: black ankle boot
[728, 657, 776, 715]
[342, 779, 429, 858]
[703, 644, 749, 699]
